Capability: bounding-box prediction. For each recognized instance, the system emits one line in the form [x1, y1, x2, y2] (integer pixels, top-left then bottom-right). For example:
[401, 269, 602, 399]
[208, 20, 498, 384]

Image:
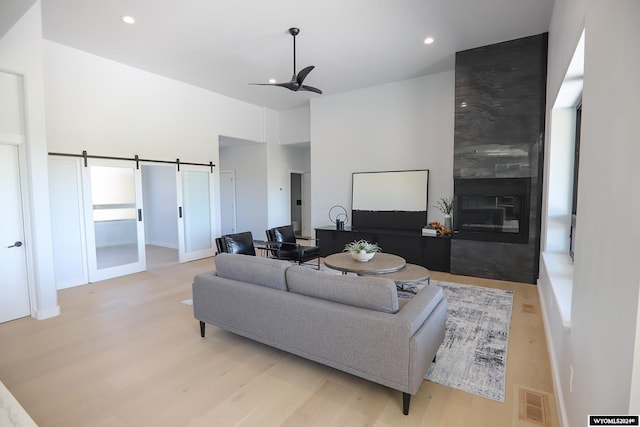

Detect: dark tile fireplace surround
[451, 33, 547, 284]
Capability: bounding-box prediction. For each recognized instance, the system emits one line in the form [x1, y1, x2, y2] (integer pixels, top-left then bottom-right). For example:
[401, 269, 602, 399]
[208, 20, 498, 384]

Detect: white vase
[444, 214, 452, 231]
[351, 251, 375, 262]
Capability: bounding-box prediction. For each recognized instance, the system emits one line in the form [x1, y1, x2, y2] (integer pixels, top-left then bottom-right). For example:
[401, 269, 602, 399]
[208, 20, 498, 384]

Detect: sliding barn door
[177, 166, 216, 262]
[83, 159, 146, 282]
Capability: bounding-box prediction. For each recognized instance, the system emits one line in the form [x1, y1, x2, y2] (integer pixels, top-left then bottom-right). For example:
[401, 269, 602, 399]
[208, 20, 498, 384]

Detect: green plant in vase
[343, 239, 381, 262]
[435, 197, 454, 231]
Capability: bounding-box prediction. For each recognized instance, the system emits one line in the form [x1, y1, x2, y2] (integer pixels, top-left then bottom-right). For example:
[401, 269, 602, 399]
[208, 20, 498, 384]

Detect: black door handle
[138, 209, 142, 222]
[179, 206, 183, 218]
[7, 241, 22, 248]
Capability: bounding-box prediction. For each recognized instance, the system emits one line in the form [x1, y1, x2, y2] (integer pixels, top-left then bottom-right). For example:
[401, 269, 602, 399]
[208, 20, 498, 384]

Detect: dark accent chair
[215, 231, 256, 256]
[265, 225, 320, 269]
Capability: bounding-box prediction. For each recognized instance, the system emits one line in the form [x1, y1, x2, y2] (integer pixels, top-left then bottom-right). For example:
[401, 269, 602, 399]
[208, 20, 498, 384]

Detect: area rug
[424, 281, 514, 402]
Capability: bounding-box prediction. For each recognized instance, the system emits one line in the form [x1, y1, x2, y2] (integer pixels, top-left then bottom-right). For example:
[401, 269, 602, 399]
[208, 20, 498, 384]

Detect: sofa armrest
[395, 285, 445, 336]
[408, 299, 447, 394]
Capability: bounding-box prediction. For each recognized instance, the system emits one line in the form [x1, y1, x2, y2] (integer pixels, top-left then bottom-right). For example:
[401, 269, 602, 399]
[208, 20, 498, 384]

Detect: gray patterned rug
[424, 281, 514, 402]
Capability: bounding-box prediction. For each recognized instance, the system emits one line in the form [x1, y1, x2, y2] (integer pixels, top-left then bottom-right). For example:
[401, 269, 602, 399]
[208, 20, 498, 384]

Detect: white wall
[43, 41, 268, 161]
[569, 0, 640, 419]
[219, 143, 269, 239]
[48, 156, 87, 289]
[267, 143, 311, 230]
[540, 0, 640, 425]
[309, 72, 455, 232]
[0, 1, 59, 319]
[279, 106, 310, 145]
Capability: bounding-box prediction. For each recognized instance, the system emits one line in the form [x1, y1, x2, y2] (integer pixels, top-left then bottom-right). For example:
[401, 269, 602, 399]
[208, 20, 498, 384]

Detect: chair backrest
[218, 231, 256, 256]
[267, 225, 297, 244]
[215, 237, 226, 254]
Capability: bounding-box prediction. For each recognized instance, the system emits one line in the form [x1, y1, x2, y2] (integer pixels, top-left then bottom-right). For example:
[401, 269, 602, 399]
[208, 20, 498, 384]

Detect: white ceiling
[30, 0, 555, 111]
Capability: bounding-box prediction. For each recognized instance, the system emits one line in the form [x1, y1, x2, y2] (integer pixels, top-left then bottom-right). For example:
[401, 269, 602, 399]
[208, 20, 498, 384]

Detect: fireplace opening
[454, 178, 530, 243]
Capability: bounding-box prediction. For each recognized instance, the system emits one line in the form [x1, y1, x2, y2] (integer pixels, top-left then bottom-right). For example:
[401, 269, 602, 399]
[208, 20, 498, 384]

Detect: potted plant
[435, 197, 454, 231]
[343, 239, 381, 262]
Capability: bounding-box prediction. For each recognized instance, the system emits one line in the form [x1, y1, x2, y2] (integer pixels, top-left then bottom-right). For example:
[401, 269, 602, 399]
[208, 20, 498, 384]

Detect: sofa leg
[200, 321, 205, 337]
[433, 354, 437, 363]
[402, 392, 411, 415]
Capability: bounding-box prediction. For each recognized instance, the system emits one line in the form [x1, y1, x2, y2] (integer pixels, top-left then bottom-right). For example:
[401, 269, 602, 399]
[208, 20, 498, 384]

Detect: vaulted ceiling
[8, 0, 555, 111]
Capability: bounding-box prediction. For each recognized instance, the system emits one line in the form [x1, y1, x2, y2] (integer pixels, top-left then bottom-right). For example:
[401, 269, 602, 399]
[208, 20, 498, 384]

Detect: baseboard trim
[34, 305, 61, 320]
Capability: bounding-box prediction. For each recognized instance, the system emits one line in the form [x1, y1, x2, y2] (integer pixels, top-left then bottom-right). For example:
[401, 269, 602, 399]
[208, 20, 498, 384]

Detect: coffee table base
[359, 263, 430, 287]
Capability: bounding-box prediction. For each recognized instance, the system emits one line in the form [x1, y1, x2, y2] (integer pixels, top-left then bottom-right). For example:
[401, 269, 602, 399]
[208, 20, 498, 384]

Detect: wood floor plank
[0, 255, 560, 426]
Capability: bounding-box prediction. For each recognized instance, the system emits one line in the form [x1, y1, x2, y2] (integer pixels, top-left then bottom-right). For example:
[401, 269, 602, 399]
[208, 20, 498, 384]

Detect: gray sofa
[192, 253, 447, 415]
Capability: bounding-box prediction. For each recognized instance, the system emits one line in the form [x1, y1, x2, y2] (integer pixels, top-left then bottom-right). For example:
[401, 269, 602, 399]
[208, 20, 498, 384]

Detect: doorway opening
[290, 171, 311, 239]
[141, 165, 179, 270]
[291, 172, 303, 238]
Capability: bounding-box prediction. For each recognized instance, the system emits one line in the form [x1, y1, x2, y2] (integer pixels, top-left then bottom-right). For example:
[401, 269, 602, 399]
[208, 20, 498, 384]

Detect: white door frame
[0, 70, 36, 320]
[219, 170, 237, 235]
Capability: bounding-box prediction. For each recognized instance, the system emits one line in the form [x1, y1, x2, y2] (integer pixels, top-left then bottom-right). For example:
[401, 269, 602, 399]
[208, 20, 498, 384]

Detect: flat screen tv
[351, 170, 429, 230]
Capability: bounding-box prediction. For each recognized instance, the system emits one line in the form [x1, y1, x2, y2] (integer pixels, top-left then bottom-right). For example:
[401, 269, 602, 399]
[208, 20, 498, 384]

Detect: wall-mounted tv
[351, 170, 429, 230]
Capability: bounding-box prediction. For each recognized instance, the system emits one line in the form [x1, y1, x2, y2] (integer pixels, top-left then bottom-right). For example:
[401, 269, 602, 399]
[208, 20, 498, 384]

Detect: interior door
[0, 144, 31, 322]
[177, 166, 216, 262]
[83, 159, 146, 282]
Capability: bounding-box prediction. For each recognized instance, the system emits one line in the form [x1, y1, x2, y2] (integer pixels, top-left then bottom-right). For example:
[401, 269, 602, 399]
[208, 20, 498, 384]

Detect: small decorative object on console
[329, 205, 349, 230]
[435, 197, 454, 231]
[428, 221, 452, 236]
[435, 197, 454, 215]
[344, 239, 381, 262]
[422, 225, 438, 236]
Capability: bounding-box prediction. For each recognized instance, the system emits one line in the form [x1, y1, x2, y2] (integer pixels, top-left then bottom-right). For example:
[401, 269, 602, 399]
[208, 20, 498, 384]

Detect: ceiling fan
[250, 27, 322, 94]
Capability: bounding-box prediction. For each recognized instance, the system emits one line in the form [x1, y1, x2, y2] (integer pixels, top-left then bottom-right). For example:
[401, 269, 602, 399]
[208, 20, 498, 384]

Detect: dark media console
[316, 226, 451, 272]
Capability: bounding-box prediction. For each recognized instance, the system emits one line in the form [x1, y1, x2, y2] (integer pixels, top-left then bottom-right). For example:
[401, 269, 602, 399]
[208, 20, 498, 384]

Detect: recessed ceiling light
[121, 15, 136, 24]
[269, 78, 277, 84]
[424, 37, 435, 45]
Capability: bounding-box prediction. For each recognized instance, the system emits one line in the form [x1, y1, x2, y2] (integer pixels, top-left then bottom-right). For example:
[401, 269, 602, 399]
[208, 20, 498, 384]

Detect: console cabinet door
[422, 237, 451, 272]
[316, 229, 336, 257]
[376, 234, 423, 265]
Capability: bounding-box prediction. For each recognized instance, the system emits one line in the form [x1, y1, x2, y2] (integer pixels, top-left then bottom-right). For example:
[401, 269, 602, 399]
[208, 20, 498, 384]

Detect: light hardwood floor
[0, 257, 559, 427]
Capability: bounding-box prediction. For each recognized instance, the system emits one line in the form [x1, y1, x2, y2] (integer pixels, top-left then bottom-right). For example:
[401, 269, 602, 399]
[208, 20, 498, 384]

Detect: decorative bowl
[351, 251, 375, 262]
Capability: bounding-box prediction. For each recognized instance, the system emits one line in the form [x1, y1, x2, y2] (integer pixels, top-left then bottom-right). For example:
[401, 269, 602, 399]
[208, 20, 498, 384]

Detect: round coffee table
[323, 252, 406, 275]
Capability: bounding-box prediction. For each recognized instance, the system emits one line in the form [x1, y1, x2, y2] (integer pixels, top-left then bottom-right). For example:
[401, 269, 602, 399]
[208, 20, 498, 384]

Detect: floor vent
[522, 303, 536, 314]
[519, 388, 549, 425]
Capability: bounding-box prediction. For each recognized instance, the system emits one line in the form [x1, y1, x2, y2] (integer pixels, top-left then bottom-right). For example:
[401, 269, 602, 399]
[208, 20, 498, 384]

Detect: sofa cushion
[286, 265, 399, 314]
[214, 253, 289, 291]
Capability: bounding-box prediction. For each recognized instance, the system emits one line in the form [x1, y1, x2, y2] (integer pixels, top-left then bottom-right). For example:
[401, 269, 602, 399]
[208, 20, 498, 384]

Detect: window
[569, 101, 581, 261]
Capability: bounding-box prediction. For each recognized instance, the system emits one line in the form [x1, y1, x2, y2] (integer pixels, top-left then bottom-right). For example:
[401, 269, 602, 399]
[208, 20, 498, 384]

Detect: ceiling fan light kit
[250, 27, 322, 95]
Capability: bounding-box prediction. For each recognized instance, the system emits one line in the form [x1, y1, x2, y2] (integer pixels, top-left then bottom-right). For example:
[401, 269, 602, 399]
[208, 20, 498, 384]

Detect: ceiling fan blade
[296, 65, 315, 85]
[300, 85, 323, 94]
[249, 82, 299, 91]
[276, 81, 300, 91]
